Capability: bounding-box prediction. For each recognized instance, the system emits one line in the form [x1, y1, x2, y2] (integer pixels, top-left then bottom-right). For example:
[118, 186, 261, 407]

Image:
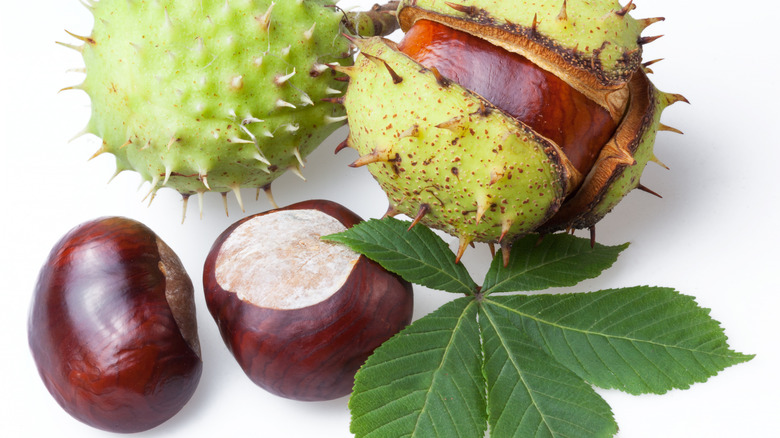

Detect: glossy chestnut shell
[203, 200, 413, 401]
[28, 217, 201, 433]
[397, 19, 618, 177]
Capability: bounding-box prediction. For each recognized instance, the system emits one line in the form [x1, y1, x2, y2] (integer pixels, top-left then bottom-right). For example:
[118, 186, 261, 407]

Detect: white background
[2, 1, 778, 437]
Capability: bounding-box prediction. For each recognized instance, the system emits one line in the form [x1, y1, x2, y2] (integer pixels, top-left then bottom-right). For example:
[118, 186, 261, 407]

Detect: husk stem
[342, 1, 400, 37]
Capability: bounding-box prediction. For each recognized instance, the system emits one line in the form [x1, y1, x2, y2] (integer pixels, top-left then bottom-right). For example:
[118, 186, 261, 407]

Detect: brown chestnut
[397, 19, 617, 177]
[203, 200, 413, 401]
[28, 217, 202, 433]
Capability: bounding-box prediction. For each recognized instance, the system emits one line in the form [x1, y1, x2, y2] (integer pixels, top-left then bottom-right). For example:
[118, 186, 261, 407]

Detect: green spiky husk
[80, 0, 351, 195]
[343, 2, 684, 245]
[342, 37, 569, 244]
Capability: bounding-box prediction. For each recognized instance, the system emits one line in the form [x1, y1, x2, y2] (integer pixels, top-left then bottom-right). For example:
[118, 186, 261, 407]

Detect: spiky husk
[74, 0, 351, 202]
[342, 0, 685, 249]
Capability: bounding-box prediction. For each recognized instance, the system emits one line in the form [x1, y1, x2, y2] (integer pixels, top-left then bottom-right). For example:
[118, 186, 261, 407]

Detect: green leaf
[479, 304, 617, 437]
[323, 217, 477, 295]
[349, 298, 487, 438]
[340, 224, 753, 437]
[486, 287, 754, 395]
[481, 233, 628, 295]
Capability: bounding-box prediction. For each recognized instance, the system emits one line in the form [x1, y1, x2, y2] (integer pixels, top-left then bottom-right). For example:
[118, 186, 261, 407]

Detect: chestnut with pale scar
[203, 200, 413, 401]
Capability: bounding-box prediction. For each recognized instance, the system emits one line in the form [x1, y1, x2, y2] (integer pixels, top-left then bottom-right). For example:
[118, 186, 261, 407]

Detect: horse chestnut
[203, 200, 413, 401]
[339, 0, 688, 262]
[28, 217, 202, 433]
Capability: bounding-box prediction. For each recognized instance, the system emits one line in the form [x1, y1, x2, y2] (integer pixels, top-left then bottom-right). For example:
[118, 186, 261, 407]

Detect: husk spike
[56, 41, 84, 53]
[197, 191, 205, 219]
[261, 184, 278, 208]
[88, 144, 108, 161]
[163, 165, 172, 185]
[638, 17, 665, 31]
[499, 220, 513, 242]
[658, 123, 684, 135]
[408, 204, 430, 230]
[636, 183, 662, 199]
[293, 146, 305, 168]
[475, 197, 490, 225]
[500, 241, 512, 267]
[181, 194, 190, 224]
[64, 29, 95, 45]
[221, 192, 230, 216]
[231, 185, 245, 212]
[289, 164, 306, 181]
[650, 154, 670, 170]
[455, 235, 472, 264]
[638, 35, 663, 45]
[335, 138, 352, 154]
[615, 0, 635, 17]
[349, 147, 396, 167]
[557, 0, 568, 21]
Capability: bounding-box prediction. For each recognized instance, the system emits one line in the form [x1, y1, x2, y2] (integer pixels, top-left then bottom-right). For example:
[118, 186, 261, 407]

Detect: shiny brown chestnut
[397, 19, 618, 177]
[28, 217, 202, 433]
[203, 200, 413, 401]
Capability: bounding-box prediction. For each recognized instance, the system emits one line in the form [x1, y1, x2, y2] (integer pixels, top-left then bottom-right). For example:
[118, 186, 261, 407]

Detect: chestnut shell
[28, 217, 202, 433]
[203, 200, 414, 401]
